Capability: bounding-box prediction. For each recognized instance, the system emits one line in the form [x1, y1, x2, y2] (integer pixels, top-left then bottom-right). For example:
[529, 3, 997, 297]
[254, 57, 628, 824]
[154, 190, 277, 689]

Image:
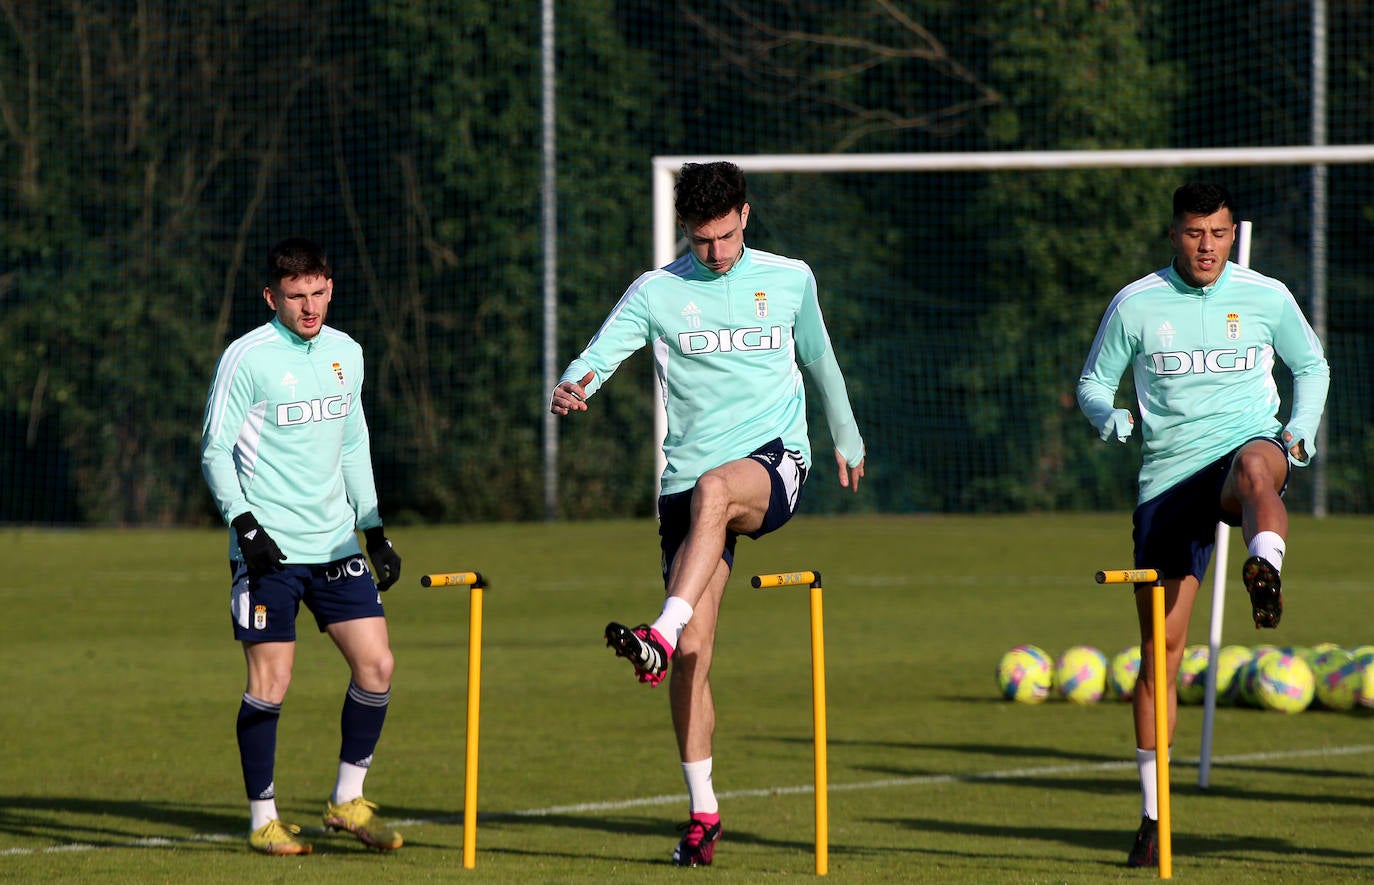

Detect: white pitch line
[502, 743, 1374, 817]
[6, 743, 1373, 857]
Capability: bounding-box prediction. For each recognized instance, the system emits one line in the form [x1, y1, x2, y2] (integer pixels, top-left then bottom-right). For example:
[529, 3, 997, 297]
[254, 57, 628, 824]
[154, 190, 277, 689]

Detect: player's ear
[263, 285, 278, 311]
[740, 203, 750, 230]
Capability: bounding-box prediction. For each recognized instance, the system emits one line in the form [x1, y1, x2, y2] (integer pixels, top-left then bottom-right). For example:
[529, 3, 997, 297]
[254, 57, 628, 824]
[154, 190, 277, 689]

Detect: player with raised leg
[550, 161, 865, 866]
[202, 238, 405, 855]
[1077, 183, 1328, 867]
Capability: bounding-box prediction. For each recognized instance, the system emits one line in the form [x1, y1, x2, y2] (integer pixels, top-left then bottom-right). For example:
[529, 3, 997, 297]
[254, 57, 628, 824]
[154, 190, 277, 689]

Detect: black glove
[364, 526, 402, 592]
[232, 512, 286, 577]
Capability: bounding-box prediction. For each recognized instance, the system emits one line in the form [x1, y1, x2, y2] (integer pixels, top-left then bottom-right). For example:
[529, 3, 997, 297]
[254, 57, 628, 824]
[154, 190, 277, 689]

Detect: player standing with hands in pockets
[1077, 183, 1328, 867]
[202, 237, 405, 856]
[550, 161, 865, 867]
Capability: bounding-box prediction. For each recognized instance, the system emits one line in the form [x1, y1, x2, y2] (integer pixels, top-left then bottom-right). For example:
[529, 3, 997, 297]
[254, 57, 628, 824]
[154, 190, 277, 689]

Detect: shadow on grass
[875, 814, 1374, 873]
[1, 795, 415, 856]
[735, 734, 1374, 814]
[464, 812, 821, 865]
[820, 735, 1123, 762]
[0, 796, 242, 851]
[747, 733, 1126, 771]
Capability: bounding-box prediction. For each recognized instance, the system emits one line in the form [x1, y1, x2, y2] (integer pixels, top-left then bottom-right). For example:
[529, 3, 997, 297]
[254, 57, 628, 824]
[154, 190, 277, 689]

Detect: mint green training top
[561, 246, 864, 496]
[201, 318, 382, 563]
[1078, 260, 1329, 505]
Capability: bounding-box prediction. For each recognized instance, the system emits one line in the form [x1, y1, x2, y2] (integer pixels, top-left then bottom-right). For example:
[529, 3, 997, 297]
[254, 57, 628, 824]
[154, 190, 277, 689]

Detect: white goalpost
[650, 145, 1374, 787]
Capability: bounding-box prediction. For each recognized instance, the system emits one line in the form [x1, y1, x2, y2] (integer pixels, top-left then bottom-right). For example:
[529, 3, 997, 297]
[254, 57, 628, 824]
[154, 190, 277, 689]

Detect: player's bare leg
[326, 616, 395, 693]
[668, 557, 729, 866]
[670, 557, 729, 764]
[667, 459, 771, 608]
[1221, 440, 1289, 542]
[1127, 575, 1196, 867]
[1222, 439, 1290, 628]
[1131, 576, 1198, 750]
[243, 640, 296, 704]
[606, 457, 771, 685]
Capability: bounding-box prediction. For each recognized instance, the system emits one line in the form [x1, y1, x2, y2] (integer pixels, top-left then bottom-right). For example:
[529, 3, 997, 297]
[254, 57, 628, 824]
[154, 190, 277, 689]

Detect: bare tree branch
[678, 0, 1001, 150]
[0, 0, 43, 202]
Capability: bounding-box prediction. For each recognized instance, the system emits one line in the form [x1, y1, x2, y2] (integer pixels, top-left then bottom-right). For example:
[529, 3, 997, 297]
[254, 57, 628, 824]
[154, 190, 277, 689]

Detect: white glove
[1099, 409, 1134, 443]
[1282, 429, 1313, 467]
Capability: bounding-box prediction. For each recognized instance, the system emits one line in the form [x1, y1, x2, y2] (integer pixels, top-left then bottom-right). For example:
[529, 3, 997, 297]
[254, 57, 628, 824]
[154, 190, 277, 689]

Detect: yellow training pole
[1150, 576, 1172, 879]
[752, 570, 828, 876]
[421, 571, 488, 869]
[808, 578, 828, 877]
[463, 581, 484, 869]
[1096, 568, 1172, 879]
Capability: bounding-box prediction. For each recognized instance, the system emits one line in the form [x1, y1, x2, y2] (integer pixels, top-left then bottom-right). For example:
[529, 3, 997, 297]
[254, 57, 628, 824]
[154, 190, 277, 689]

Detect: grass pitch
[2, 514, 1372, 882]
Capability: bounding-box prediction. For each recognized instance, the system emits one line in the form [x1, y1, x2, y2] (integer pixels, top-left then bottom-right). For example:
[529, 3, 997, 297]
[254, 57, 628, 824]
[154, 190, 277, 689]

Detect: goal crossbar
[654, 145, 1374, 177]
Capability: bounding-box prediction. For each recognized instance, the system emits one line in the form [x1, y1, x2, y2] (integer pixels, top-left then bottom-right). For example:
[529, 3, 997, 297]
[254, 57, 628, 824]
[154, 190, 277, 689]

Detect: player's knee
[676, 620, 715, 659]
[1232, 446, 1283, 495]
[249, 673, 292, 704]
[691, 472, 733, 511]
[353, 651, 394, 692]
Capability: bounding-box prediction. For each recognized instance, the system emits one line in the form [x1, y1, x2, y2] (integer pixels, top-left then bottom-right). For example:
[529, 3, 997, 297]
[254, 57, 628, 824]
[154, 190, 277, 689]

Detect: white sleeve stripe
[581, 269, 670, 351]
[749, 251, 817, 288]
[1080, 272, 1168, 374]
[1230, 265, 1290, 294]
[235, 400, 268, 483]
[205, 326, 274, 437]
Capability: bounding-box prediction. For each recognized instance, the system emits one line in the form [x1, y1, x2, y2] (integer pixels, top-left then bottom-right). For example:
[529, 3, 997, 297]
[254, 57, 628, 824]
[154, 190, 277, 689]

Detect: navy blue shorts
[230, 554, 385, 642]
[1133, 436, 1288, 582]
[657, 437, 807, 587]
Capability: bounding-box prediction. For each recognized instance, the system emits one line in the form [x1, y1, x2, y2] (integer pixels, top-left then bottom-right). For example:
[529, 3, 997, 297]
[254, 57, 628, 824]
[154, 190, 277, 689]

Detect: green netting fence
[1, 1, 1371, 525]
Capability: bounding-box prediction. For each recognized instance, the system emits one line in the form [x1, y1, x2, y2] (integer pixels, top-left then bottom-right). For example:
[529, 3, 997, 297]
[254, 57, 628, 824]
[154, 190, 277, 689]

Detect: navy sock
[237, 694, 281, 800]
[339, 681, 390, 766]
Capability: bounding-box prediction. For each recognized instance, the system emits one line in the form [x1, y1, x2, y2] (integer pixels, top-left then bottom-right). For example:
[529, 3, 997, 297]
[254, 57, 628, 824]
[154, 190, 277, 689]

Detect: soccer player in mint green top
[1077, 183, 1329, 868]
[550, 161, 865, 866]
[202, 238, 405, 856]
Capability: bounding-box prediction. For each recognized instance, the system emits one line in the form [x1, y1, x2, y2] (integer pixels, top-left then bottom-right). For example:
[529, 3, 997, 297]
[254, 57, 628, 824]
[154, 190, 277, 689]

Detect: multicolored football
[1176, 645, 1210, 705]
[1255, 652, 1315, 714]
[1312, 649, 1361, 711]
[1054, 645, 1109, 705]
[996, 645, 1052, 704]
[1108, 645, 1141, 701]
[1214, 645, 1253, 706]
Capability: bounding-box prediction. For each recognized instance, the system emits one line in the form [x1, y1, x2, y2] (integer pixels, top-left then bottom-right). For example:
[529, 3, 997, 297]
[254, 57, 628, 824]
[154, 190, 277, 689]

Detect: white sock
[1249, 531, 1286, 572]
[682, 758, 718, 815]
[1135, 747, 1172, 820]
[249, 798, 279, 831]
[1136, 748, 1157, 819]
[651, 596, 694, 650]
[332, 761, 369, 805]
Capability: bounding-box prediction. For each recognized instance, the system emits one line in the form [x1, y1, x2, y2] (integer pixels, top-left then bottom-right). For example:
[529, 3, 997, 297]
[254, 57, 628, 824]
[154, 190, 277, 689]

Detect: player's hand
[232, 512, 287, 577]
[549, 371, 594, 415]
[1099, 409, 1135, 443]
[1282, 429, 1313, 467]
[364, 526, 402, 591]
[835, 448, 864, 492]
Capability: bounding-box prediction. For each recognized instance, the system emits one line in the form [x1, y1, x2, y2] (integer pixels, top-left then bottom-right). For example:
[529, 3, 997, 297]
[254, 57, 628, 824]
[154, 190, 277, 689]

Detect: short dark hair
[266, 237, 332, 287]
[1172, 182, 1236, 222]
[675, 161, 747, 226]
